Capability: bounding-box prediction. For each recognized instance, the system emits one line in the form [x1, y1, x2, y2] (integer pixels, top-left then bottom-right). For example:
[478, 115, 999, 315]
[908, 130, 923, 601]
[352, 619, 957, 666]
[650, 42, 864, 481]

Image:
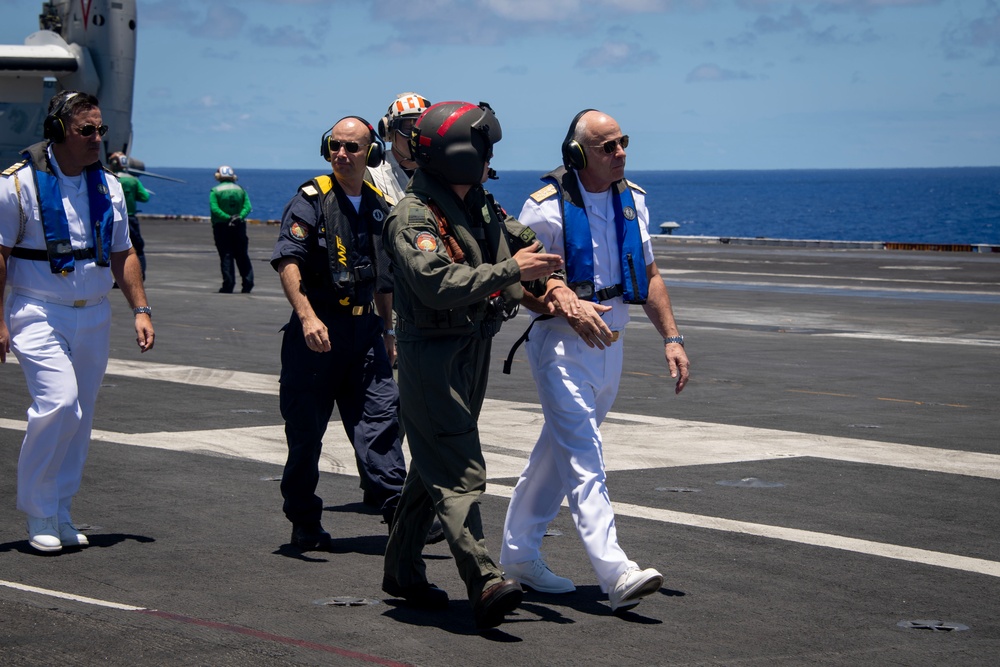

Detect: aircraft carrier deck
[2, 217, 998, 666]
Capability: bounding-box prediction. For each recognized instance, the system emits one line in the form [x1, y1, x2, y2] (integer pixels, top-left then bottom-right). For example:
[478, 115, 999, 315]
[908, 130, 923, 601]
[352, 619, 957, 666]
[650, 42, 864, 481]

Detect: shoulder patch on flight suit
[1, 159, 28, 178]
[414, 231, 438, 252]
[518, 227, 537, 245]
[626, 179, 646, 195]
[529, 183, 557, 203]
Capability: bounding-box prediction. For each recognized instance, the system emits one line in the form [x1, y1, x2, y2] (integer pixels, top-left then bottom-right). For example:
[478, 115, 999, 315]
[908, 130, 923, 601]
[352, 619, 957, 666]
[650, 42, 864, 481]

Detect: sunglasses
[77, 124, 109, 137]
[328, 139, 365, 154]
[591, 135, 629, 154]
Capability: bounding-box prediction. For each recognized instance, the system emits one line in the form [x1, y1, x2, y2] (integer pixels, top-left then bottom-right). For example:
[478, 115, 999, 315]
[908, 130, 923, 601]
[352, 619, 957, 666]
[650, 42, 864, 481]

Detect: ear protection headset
[43, 92, 80, 143]
[320, 116, 385, 168]
[561, 108, 596, 171]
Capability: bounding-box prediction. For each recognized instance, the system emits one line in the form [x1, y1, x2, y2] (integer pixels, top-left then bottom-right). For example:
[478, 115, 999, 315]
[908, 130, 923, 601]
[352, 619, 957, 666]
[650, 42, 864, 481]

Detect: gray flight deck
[2, 217, 998, 666]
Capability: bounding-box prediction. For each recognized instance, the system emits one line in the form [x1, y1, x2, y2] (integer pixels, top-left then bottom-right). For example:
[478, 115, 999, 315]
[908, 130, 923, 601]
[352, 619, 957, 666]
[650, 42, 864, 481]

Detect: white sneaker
[59, 522, 89, 547]
[26, 516, 62, 553]
[609, 567, 663, 611]
[504, 559, 576, 594]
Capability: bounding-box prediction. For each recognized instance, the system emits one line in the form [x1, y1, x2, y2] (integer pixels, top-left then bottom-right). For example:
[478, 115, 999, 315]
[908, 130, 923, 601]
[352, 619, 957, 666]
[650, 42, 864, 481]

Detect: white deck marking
[0, 580, 146, 611]
[2, 358, 999, 580]
[662, 268, 1000, 289]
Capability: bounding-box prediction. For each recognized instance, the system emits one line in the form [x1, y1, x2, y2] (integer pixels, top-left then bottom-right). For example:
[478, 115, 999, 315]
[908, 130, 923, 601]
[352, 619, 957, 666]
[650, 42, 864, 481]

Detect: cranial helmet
[379, 92, 432, 140]
[410, 101, 502, 185]
[108, 152, 128, 172]
[215, 165, 237, 182]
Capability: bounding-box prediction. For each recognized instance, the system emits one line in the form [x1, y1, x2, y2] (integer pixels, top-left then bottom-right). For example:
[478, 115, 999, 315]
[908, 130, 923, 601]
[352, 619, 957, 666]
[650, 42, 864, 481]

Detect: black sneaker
[290, 523, 332, 551]
[381, 574, 449, 610]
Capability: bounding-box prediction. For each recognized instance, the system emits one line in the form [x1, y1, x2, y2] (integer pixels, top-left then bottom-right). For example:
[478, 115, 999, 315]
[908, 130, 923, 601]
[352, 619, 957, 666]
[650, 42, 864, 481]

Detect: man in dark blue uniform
[271, 116, 405, 550]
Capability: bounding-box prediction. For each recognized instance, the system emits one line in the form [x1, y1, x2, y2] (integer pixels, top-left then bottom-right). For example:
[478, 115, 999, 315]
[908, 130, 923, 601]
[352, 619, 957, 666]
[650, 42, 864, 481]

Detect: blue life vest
[28, 148, 114, 274]
[541, 169, 648, 304]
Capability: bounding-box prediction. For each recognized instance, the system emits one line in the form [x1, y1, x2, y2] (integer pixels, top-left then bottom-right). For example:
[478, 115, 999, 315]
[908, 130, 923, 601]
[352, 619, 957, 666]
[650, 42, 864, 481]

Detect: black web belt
[593, 283, 624, 301]
[11, 247, 96, 262]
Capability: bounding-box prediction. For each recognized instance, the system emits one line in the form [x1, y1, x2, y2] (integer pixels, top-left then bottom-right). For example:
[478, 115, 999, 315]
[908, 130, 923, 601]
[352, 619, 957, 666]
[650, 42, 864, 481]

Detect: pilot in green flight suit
[380, 101, 564, 631]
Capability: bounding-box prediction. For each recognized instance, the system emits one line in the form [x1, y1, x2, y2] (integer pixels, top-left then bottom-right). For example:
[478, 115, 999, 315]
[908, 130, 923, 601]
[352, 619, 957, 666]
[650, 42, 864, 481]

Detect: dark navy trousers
[213, 221, 254, 292]
[278, 308, 404, 526]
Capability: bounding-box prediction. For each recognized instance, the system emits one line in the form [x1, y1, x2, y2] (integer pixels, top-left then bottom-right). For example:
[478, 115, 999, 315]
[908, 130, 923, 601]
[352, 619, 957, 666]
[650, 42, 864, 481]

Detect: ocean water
[135, 166, 1000, 246]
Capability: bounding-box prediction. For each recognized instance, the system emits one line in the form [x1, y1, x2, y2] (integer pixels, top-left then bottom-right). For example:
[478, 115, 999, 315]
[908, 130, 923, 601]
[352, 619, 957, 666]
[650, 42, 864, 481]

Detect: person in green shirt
[109, 152, 150, 279]
[209, 165, 254, 293]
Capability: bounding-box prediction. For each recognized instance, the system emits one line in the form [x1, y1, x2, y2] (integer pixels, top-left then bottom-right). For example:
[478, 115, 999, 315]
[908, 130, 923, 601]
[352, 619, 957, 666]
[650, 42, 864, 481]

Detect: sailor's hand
[301, 315, 331, 352]
[0, 321, 10, 363]
[544, 284, 578, 318]
[513, 242, 564, 282]
[383, 331, 397, 367]
[567, 300, 614, 349]
[667, 344, 690, 394]
[134, 316, 155, 353]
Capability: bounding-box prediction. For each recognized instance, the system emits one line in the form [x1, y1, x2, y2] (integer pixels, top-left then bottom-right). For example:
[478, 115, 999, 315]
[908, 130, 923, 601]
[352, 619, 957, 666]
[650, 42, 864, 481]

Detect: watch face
[571, 282, 595, 300]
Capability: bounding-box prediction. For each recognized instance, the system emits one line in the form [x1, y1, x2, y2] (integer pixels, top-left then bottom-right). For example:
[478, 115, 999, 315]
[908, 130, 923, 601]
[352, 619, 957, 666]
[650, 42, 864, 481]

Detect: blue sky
[3, 0, 999, 171]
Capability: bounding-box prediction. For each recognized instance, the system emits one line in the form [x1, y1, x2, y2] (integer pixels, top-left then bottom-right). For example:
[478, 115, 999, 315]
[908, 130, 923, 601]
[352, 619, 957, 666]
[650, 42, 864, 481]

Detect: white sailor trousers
[502, 321, 637, 592]
[6, 294, 111, 521]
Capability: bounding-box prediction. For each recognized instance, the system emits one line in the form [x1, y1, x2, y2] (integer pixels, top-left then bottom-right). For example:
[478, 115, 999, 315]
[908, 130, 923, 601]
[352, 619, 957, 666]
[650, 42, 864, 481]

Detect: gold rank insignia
[626, 180, 646, 194]
[529, 183, 557, 203]
[414, 231, 438, 252]
[2, 159, 28, 178]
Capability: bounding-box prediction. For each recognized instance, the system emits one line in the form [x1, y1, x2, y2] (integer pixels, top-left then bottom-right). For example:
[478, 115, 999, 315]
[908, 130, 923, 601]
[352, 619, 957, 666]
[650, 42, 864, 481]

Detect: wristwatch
[663, 335, 684, 346]
[384, 328, 396, 337]
[133, 306, 152, 317]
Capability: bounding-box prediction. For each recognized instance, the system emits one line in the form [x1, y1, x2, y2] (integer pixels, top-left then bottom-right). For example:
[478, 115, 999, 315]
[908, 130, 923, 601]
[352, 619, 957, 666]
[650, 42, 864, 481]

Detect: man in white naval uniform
[500, 109, 690, 612]
[369, 92, 431, 206]
[0, 91, 154, 554]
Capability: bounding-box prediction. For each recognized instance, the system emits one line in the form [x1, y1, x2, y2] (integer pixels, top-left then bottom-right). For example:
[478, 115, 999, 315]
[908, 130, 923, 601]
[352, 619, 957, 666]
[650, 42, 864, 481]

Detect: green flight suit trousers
[384, 333, 505, 602]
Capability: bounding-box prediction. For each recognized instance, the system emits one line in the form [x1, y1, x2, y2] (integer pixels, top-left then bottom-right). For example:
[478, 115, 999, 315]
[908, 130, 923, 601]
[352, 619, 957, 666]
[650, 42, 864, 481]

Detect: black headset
[43, 92, 81, 143]
[561, 108, 596, 171]
[320, 116, 385, 167]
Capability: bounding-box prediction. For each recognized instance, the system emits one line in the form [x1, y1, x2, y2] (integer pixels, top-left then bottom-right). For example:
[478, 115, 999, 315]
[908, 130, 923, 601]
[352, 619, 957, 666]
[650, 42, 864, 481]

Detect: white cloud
[685, 62, 756, 81]
[486, 0, 584, 21]
[576, 40, 660, 71]
[942, 5, 1000, 65]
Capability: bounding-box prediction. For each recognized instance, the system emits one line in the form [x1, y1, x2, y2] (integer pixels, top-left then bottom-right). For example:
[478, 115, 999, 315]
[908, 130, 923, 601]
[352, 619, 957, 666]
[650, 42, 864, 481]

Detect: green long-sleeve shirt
[210, 182, 252, 226]
[117, 172, 150, 216]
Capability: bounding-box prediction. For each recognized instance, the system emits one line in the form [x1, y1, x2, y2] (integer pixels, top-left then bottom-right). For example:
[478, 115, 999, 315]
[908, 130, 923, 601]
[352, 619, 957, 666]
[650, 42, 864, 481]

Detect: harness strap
[503, 314, 553, 375]
[427, 201, 465, 264]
